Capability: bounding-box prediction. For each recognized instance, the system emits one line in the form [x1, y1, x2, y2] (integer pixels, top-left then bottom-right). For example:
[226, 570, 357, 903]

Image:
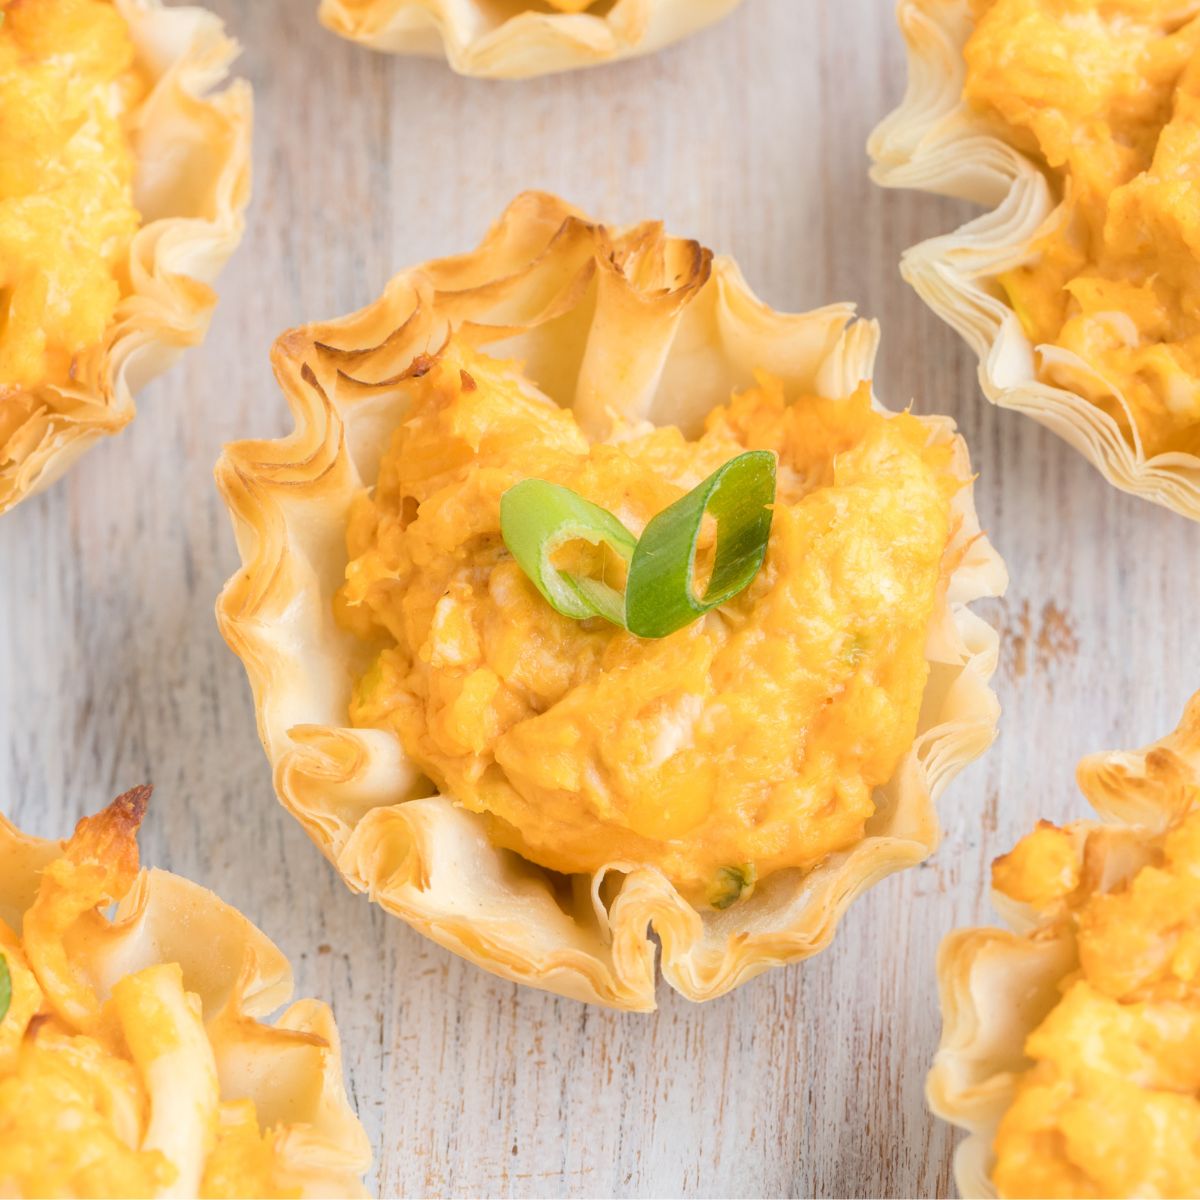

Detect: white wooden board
[2, 1, 1197, 1195]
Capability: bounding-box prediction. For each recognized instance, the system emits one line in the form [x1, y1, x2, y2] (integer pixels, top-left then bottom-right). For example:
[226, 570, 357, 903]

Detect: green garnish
[843, 633, 869, 667]
[625, 450, 776, 639]
[709, 863, 758, 910]
[499, 451, 776, 639]
[499, 478, 637, 628]
[0, 952, 10, 1023]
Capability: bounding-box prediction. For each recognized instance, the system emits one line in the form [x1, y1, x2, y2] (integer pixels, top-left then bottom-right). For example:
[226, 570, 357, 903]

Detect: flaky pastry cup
[868, 0, 1200, 520]
[0, 786, 371, 1196]
[216, 190, 1007, 1010]
[317, 0, 744, 78]
[929, 693, 1200, 1198]
[0, 0, 251, 516]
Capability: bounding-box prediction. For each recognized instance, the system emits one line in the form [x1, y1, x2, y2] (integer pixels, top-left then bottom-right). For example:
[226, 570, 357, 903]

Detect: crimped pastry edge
[317, 0, 744, 78]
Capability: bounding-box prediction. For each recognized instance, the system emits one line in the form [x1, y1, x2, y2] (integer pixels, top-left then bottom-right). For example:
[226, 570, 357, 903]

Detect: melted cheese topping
[0, 0, 142, 391]
[0, 813, 299, 1199]
[990, 811, 1200, 1198]
[965, 0, 1200, 457]
[337, 342, 959, 905]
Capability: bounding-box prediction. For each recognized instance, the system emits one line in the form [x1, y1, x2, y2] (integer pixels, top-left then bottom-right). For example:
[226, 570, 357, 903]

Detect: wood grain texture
[2, 1, 1198, 1195]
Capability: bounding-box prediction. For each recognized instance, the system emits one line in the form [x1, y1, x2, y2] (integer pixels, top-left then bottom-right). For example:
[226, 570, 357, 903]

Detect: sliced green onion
[709, 863, 758, 910]
[625, 450, 776, 639]
[0, 952, 10, 1023]
[500, 479, 637, 627]
[500, 451, 776, 638]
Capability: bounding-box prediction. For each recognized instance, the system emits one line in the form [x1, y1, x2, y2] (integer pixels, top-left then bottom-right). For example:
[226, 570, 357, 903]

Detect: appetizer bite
[217, 192, 1005, 1009]
[870, 0, 1200, 520]
[317, 0, 744, 78]
[0, 0, 250, 516]
[930, 692, 1200, 1198]
[0, 786, 371, 1198]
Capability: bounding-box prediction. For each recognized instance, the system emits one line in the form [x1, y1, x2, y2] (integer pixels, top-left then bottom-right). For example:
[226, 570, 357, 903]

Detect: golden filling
[0, 0, 142, 392]
[965, 0, 1200, 457]
[337, 342, 959, 905]
[991, 811, 1200, 1198]
[0, 807, 296, 1199]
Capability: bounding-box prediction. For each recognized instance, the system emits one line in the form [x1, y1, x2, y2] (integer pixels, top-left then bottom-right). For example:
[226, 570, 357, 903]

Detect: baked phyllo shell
[0, 787, 371, 1197]
[868, 0, 1200, 521]
[929, 693, 1200, 1199]
[215, 191, 1006, 1010]
[317, 0, 744, 78]
[1, 0, 250, 516]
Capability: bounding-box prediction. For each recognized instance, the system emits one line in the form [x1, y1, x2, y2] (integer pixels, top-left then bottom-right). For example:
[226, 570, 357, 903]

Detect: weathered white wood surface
[2, 1, 1198, 1195]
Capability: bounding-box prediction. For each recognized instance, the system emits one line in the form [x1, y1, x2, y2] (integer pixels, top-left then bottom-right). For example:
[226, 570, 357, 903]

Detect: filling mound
[991, 810, 1200, 1198]
[965, 0, 1200, 457]
[0, 0, 142, 393]
[337, 341, 960, 906]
